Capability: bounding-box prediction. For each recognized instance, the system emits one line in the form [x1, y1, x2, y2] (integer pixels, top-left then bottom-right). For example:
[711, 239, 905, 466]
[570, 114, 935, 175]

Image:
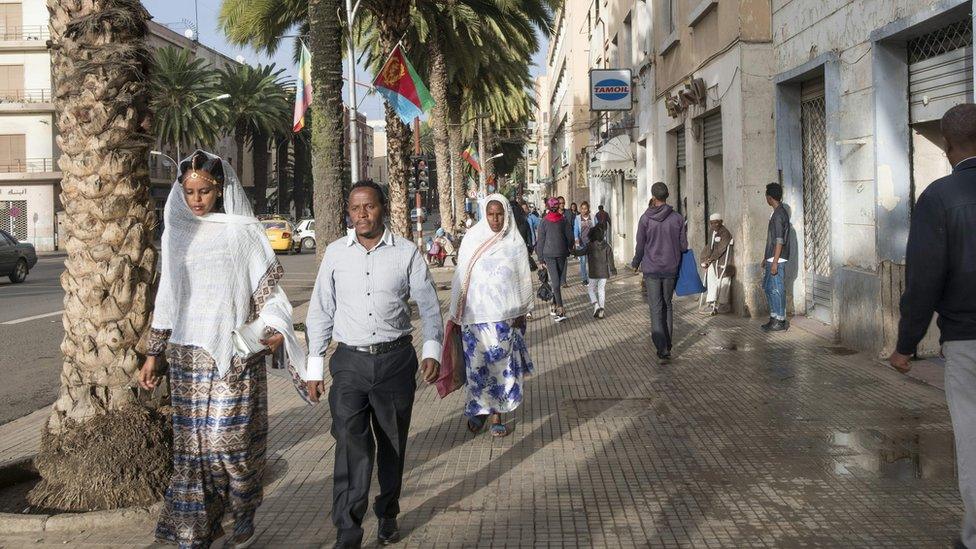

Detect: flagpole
[346, 0, 363, 182]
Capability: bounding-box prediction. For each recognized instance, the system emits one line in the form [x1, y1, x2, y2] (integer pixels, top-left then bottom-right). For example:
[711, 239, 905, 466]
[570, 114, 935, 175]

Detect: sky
[142, 0, 549, 125]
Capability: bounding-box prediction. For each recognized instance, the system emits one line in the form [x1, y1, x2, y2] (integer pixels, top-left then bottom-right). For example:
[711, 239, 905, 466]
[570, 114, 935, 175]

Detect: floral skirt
[155, 345, 268, 549]
[461, 320, 534, 418]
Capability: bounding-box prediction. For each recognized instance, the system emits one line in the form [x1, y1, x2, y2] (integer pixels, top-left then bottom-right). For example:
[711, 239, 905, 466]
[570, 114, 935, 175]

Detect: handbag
[435, 232, 504, 398]
[675, 249, 706, 296]
[231, 317, 270, 358]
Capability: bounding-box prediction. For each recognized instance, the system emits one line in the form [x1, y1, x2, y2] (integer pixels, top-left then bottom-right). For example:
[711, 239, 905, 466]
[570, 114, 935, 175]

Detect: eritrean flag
[292, 44, 312, 132]
[373, 44, 435, 124]
[461, 146, 481, 172]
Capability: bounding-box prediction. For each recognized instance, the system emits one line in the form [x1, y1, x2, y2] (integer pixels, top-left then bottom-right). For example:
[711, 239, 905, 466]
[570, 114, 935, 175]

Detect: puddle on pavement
[828, 428, 956, 481]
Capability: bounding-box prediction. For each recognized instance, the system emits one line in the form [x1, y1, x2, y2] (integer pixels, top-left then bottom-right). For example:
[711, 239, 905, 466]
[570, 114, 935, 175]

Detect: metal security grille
[908, 18, 972, 64]
[908, 19, 973, 124]
[800, 78, 831, 322]
[1, 200, 27, 240]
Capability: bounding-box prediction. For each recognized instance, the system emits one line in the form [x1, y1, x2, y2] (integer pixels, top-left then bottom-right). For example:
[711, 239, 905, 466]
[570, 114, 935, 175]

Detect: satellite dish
[183, 28, 194, 39]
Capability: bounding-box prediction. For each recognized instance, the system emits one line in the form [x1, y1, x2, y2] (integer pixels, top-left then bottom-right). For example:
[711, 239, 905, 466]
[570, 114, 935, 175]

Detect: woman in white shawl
[138, 150, 308, 549]
[449, 195, 534, 438]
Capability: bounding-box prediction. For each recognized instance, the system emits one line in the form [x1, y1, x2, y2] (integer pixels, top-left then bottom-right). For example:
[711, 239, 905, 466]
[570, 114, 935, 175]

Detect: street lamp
[151, 150, 178, 182]
[175, 93, 232, 162]
[345, 0, 365, 182]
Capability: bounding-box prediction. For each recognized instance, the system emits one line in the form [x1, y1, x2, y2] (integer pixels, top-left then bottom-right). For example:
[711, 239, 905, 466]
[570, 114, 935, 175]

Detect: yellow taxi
[261, 218, 296, 253]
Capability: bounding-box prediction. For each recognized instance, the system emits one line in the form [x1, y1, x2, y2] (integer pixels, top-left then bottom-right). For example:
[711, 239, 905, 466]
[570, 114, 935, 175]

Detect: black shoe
[334, 540, 362, 549]
[766, 319, 788, 332]
[657, 352, 671, 365]
[377, 518, 401, 545]
[760, 317, 775, 330]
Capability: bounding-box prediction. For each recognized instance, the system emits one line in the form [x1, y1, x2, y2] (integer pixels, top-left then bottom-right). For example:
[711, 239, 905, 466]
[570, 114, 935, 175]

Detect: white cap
[709, 213, 723, 221]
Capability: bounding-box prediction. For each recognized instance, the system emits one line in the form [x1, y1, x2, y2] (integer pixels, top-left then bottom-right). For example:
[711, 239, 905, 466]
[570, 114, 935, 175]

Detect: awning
[591, 134, 636, 180]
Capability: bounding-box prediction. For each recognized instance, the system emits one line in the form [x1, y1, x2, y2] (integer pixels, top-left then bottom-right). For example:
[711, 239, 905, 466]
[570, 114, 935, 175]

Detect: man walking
[631, 182, 687, 364]
[700, 213, 734, 314]
[890, 104, 976, 549]
[595, 204, 610, 228]
[305, 181, 443, 549]
[761, 183, 791, 332]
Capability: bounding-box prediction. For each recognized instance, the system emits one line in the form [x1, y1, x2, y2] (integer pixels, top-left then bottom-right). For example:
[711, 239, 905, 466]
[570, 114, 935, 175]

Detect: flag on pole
[292, 44, 312, 132]
[372, 44, 435, 124]
[461, 146, 481, 172]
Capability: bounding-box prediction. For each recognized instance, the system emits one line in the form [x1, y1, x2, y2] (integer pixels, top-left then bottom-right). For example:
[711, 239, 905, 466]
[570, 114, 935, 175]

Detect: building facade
[0, 0, 265, 251]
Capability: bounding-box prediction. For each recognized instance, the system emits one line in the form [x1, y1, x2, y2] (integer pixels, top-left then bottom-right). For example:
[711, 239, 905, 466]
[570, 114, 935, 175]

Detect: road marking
[1, 310, 64, 325]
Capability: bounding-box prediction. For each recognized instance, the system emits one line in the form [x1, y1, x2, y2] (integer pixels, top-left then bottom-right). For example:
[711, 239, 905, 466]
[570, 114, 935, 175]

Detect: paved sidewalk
[0, 269, 961, 547]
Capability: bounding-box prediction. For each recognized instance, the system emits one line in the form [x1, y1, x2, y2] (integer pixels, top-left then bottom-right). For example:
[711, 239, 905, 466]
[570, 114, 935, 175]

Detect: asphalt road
[0, 250, 320, 426]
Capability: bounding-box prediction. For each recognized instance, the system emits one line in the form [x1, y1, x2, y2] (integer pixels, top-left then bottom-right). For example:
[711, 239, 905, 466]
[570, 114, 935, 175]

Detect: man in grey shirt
[305, 181, 443, 548]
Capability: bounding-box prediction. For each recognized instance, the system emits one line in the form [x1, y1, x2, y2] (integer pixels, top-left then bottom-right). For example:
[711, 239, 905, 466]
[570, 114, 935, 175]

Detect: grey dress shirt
[305, 228, 444, 380]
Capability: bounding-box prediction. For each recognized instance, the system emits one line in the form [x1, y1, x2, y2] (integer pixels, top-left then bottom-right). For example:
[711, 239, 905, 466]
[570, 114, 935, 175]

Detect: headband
[182, 169, 220, 187]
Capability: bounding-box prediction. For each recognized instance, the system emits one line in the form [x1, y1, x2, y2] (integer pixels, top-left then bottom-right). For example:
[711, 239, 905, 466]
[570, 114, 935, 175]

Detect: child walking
[572, 224, 616, 318]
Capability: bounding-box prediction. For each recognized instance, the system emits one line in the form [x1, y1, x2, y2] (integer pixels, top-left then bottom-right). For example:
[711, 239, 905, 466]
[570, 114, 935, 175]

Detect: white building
[0, 0, 262, 251]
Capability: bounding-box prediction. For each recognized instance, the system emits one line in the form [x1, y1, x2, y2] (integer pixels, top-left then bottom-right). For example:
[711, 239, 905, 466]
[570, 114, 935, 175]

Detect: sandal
[489, 423, 511, 438]
[466, 415, 488, 434]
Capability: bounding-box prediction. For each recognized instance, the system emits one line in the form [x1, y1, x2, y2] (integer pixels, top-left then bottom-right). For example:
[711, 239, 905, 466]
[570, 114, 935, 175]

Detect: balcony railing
[0, 26, 50, 41]
[0, 158, 55, 173]
[0, 88, 52, 103]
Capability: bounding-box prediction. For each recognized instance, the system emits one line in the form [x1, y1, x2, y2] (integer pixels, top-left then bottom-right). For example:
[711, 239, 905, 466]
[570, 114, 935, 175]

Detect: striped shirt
[305, 228, 444, 380]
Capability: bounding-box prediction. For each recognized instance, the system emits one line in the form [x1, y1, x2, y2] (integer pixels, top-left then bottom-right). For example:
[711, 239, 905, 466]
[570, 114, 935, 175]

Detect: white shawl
[151, 151, 308, 383]
[449, 194, 533, 325]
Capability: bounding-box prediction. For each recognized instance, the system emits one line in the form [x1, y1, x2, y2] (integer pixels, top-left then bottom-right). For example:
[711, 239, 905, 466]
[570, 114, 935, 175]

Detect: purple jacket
[631, 204, 688, 278]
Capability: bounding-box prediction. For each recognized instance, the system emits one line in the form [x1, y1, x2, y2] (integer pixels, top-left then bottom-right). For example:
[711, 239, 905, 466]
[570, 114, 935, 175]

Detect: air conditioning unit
[678, 78, 707, 108]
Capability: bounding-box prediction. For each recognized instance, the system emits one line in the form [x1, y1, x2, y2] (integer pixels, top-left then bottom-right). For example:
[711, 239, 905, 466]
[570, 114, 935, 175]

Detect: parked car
[292, 219, 316, 253]
[0, 230, 37, 283]
[261, 218, 297, 254]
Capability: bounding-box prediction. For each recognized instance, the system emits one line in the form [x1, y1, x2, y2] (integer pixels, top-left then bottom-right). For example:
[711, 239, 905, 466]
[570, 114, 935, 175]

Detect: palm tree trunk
[376, 0, 412, 236]
[309, 0, 345, 261]
[32, 0, 170, 511]
[235, 128, 246, 190]
[428, 34, 453, 231]
[253, 131, 269, 214]
[447, 91, 466, 234]
[484, 121, 496, 183]
[274, 136, 288, 215]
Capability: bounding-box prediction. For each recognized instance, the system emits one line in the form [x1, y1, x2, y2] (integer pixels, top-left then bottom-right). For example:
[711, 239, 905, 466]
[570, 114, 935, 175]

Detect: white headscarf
[151, 151, 308, 383]
[449, 194, 532, 325]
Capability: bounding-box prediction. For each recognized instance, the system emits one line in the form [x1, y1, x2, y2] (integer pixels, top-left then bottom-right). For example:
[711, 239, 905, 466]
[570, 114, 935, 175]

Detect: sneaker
[592, 304, 599, 318]
[554, 315, 567, 323]
[657, 352, 671, 365]
[766, 319, 788, 332]
[582, 280, 589, 286]
[596, 308, 605, 319]
[760, 317, 775, 331]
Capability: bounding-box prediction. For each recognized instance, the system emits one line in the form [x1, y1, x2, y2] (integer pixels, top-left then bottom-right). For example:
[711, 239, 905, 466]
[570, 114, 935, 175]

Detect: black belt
[338, 335, 413, 355]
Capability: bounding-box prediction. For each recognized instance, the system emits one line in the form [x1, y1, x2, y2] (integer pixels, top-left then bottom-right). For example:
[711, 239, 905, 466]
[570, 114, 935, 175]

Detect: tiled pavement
[0, 268, 962, 547]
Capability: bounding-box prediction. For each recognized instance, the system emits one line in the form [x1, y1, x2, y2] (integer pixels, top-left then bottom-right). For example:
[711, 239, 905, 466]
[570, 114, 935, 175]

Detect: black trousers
[544, 256, 568, 307]
[329, 344, 418, 544]
[645, 276, 676, 356]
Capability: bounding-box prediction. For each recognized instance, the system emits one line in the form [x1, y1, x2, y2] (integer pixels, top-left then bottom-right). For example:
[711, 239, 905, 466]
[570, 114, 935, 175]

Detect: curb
[0, 501, 161, 534]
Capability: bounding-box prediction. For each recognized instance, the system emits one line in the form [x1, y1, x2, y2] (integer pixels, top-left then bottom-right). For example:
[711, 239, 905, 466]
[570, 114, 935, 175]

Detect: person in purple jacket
[631, 182, 688, 364]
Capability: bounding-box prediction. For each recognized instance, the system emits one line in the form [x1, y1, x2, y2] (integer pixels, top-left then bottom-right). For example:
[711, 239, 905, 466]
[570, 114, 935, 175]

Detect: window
[0, 134, 26, 172]
[0, 4, 22, 40]
[0, 229, 16, 246]
[0, 64, 24, 100]
[664, 0, 677, 34]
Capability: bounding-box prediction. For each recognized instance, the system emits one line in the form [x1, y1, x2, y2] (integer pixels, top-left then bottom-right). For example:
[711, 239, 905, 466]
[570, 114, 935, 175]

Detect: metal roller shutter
[908, 18, 973, 124]
[675, 129, 685, 168]
[702, 112, 722, 158]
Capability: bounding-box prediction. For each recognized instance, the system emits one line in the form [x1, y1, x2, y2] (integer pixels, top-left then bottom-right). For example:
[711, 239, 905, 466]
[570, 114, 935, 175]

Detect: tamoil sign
[590, 69, 633, 111]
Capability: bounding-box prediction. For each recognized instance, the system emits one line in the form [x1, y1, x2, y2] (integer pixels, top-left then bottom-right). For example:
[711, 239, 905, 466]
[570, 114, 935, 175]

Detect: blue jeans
[763, 262, 786, 320]
[579, 256, 589, 284]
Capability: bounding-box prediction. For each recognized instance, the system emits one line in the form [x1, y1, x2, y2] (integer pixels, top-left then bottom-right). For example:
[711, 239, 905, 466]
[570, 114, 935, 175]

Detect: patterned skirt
[461, 320, 534, 418]
[155, 344, 269, 549]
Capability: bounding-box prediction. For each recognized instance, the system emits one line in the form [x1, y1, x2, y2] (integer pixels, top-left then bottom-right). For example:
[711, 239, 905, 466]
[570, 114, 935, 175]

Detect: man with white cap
[699, 213, 734, 314]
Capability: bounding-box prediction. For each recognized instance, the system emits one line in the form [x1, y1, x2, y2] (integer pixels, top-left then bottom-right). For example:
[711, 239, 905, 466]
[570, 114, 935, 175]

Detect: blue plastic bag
[675, 249, 706, 296]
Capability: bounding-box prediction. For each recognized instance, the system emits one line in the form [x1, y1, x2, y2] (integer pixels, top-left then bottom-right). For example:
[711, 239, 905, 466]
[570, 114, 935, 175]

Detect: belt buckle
[368, 344, 380, 355]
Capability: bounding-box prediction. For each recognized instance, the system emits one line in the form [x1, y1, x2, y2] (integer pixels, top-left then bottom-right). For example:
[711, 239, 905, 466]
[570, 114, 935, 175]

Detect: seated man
[700, 213, 734, 314]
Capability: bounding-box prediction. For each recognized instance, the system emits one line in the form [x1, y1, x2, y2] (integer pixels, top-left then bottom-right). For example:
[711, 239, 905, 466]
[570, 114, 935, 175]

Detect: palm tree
[149, 46, 227, 156]
[218, 63, 290, 214]
[31, 0, 170, 511]
[219, 0, 347, 254]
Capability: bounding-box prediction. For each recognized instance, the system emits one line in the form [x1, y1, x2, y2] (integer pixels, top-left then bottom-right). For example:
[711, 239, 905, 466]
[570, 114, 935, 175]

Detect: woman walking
[450, 195, 534, 438]
[535, 197, 574, 322]
[139, 151, 307, 548]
